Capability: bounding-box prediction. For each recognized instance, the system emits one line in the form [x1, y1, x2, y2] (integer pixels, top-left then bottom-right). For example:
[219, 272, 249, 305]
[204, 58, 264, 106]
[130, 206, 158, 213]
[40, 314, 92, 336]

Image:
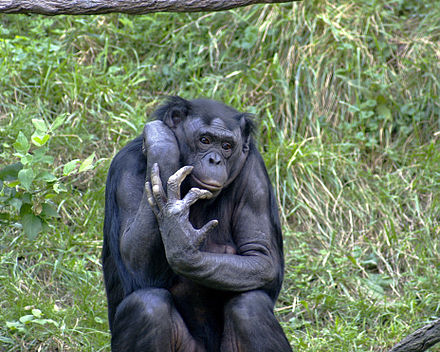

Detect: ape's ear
[239, 113, 255, 153]
[165, 107, 186, 128]
[154, 96, 191, 128]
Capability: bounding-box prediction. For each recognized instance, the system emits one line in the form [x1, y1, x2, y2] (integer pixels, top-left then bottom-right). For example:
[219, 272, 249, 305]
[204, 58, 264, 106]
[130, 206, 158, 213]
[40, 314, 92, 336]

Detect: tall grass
[1, 0, 439, 350]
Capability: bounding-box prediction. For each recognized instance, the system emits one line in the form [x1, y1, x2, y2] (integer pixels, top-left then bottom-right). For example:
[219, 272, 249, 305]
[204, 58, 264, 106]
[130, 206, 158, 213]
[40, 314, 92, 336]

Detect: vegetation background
[1, 0, 439, 350]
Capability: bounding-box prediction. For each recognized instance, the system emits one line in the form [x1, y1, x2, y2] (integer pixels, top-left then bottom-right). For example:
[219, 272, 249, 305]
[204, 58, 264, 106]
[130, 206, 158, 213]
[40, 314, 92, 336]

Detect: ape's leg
[111, 288, 204, 352]
[221, 290, 292, 352]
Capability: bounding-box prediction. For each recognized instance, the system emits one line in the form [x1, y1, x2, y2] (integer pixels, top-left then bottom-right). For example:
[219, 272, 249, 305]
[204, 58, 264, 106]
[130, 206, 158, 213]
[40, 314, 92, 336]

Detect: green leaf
[18, 168, 34, 191]
[32, 118, 47, 133]
[20, 154, 34, 165]
[53, 182, 67, 194]
[21, 194, 32, 205]
[51, 113, 67, 131]
[31, 132, 50, 146]
[377, 104, 392, 120]
[9, 198, 22, 212]
[79, 152, 95, 173]
[19, 315, 35, 324]
[38, 172, 57, 182]
[0, 335, 14, 344]
[6, 321, 23, 331]
[360, 99, 377, 109]
[13, 132, 30, 154]
[32, 309, 42, 318]
[41, 203, 59, 218]
[360, 110, 374, 119]
[21, 213, 43, 240]
[63, 160, 79, 176]
[0, 162, 23, 181]
[94, 316, 105, 324]
[33, 318, 59, 327]
[346, 255, 357, 265]
[5, 180, 20, 188]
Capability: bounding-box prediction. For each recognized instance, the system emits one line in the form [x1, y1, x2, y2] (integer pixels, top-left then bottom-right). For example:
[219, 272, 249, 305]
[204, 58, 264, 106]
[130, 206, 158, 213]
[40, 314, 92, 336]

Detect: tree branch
[0, 0, 299, 15]
[389, 319, 440, 352]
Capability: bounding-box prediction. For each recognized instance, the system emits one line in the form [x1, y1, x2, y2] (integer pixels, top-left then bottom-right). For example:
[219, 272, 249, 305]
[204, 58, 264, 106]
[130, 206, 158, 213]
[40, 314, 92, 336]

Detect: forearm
[121, 121, 179, 273]
[119, 195, 161, 273]
[168, 249, 278, 291]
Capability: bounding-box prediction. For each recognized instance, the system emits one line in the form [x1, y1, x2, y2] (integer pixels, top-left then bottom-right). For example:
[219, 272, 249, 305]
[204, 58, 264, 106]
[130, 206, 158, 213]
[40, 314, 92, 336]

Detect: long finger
[145, 181, 159, 216]
[182, 187, 213, 208]
[151, 163, 166, 210]
[167, 166, 193, 202]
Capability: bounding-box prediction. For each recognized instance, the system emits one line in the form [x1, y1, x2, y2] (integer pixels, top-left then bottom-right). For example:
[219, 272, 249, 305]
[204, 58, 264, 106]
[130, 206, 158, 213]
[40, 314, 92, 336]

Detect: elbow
[246, 254, 278, 288]
[119, 231, 131, 266]
[260, 258, 278, 285]
[119, 228, 149, 273]
[119, 233, 137, 272]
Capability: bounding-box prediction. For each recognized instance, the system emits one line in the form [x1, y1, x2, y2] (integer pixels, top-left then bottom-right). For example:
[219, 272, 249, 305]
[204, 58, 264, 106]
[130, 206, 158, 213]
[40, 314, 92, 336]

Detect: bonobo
[102, 97, 292, 351]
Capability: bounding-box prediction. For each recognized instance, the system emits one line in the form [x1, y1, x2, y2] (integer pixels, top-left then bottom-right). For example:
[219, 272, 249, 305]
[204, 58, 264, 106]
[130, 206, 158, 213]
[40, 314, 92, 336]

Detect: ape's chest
[200, 225, 237, 254]
[189, 200, 238, 254]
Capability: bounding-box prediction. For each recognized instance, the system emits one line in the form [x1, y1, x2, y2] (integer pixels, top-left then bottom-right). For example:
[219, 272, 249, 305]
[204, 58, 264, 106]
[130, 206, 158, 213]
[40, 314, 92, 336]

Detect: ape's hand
[146, 163, 218, 269]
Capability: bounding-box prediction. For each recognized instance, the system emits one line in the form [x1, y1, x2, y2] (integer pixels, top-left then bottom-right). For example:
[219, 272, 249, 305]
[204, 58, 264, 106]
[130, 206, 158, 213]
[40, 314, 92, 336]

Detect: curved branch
[389, 319, 440, 352]
[0, 0, 299, 15]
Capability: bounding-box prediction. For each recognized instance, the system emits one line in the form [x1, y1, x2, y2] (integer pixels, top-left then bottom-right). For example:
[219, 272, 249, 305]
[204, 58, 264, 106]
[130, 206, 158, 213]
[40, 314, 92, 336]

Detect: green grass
[1, 0, 439, 350]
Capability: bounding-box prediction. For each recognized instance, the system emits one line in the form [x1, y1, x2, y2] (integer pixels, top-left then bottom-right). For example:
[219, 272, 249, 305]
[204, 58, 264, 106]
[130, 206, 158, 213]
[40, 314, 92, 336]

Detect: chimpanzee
[102, 97, 292, 351]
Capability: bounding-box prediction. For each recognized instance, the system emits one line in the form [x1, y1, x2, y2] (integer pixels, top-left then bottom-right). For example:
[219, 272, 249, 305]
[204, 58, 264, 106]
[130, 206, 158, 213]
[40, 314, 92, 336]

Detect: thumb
[193, 220, 219, 246]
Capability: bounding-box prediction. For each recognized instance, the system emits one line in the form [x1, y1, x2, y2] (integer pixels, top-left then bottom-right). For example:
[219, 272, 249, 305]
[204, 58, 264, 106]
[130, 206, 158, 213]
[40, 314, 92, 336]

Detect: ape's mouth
[191, 175, 223, 192]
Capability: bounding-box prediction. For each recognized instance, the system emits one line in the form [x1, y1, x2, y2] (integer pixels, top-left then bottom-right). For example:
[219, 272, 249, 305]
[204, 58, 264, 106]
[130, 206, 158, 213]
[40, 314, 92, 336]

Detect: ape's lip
[191, 175, 223, 192]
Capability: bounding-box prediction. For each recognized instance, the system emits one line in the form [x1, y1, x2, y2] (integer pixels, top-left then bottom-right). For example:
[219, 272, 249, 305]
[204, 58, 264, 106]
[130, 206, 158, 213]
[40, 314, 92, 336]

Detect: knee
[226, 290, 274, 323]
[115, 288, 172, 325]
[137, 288, 172, 318]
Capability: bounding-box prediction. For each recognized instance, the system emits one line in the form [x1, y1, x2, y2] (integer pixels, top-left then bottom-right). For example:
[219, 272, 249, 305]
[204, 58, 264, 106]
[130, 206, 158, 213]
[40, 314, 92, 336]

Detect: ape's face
[165, 99, 251, 196]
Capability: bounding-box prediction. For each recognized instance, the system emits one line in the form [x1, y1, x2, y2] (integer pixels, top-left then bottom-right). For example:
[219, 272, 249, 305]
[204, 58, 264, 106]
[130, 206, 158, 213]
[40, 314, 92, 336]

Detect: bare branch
[0, 0, 300, 15]
[389, 319, 440, 352]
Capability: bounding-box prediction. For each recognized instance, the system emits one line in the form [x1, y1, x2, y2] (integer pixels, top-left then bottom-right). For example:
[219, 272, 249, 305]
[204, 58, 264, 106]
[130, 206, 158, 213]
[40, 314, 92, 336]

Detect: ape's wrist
[163, 237, 201, 274]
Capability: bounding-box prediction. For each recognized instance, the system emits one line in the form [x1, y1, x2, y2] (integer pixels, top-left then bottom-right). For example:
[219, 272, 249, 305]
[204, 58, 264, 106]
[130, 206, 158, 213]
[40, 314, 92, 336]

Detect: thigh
[112, 288, 204, 352]
[221, 290, 292, 352]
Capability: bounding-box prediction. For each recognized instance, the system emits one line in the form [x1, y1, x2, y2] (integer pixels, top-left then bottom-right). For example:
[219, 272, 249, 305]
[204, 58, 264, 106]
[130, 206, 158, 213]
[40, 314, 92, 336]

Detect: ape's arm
[146, 156, 282, 293]
[118, 122, 180, 283]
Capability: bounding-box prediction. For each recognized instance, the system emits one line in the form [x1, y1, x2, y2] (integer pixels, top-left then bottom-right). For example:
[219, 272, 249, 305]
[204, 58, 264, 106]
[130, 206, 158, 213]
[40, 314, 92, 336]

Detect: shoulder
[110, 136, 145, 173]
[225, 143, 277, 217]
[239, 143, 272, 192]
[107, 136, 146, 211]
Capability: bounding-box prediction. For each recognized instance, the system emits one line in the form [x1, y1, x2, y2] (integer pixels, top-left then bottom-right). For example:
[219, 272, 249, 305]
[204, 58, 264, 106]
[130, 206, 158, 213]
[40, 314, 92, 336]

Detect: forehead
[190, 99, 242, 129]
[185, 117, 241, 140]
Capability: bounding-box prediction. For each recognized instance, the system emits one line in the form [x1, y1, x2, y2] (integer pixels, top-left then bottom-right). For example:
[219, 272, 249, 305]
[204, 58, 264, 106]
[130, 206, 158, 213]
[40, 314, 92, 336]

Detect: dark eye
[222, 142, 232, 151]
[200, 136, 210, 144]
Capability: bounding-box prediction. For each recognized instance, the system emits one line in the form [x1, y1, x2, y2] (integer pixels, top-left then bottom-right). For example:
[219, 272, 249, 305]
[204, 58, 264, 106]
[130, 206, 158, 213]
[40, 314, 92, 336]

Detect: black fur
[102, 98, 291, 351]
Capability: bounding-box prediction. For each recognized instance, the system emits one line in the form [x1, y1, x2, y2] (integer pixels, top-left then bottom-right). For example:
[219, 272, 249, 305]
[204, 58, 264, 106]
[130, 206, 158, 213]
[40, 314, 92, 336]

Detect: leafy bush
[1, 115, 98, 239]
